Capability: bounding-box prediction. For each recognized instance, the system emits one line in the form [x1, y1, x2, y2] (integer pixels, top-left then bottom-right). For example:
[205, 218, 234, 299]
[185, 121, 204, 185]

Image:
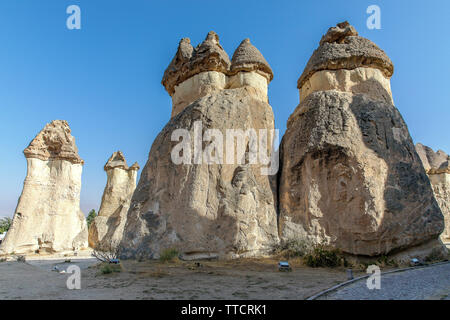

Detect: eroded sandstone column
[279, 22, 445, 258]
[0, 120, 88, 255]
[416, 143, 450, 241]
[88, 151, 139, 248]
[120, 32, 279, 260]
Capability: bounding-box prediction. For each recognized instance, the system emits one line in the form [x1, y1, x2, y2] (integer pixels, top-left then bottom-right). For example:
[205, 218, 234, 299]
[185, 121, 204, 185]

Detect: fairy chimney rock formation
[162, 32, 273, 118]
[416, 144, 450, 241]
[0, 120, 88, 255]
[298, 21, 394, 105]
[279, 22, 445, 259]
[120, 32, 279, 260]
[88, 151, 139, 248]
[228, 38, 273, 102]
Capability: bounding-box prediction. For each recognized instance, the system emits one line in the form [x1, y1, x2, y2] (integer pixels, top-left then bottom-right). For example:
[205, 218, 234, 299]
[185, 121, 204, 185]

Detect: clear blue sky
[0, 0, 449, 217]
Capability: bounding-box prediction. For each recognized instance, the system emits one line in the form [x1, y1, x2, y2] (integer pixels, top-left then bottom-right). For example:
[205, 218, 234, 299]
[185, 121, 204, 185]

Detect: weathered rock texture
[279, 22, 445, 257]
[88, 151, 139, 248]
[416, 144, 450, 240]
[120, 32, 279, 260]
[0, 120, 88, 255]
[162, 32, 273, 118]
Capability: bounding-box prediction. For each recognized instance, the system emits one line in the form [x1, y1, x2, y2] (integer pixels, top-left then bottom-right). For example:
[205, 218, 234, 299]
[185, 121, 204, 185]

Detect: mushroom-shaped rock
[104, 151, 131, 171]
[162, 38, 194, 95]
[279, 22, 445, 260]
[88, 151, 140, 249]
[23, 120, 84, 164]
[161, 32, 230, 96]
[297, 21, 394, 90]
[230, 38, 273, 82]
[0, 120, 88, 255]
[189, 31, 231, 77]
[165, 31, 231, 118]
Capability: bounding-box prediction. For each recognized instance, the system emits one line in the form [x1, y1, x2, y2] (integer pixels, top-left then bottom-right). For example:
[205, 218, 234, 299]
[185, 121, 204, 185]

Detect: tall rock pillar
[88, 151, 139, 248]
[0, 120, 88, 255]
[416, 143, 450, 241]
[120, 32, 279, 260]
[279, 22, 445, 258]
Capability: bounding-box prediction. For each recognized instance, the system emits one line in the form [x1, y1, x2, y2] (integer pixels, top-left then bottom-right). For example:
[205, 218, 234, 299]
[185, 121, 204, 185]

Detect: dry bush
[92, 240, 122, 263]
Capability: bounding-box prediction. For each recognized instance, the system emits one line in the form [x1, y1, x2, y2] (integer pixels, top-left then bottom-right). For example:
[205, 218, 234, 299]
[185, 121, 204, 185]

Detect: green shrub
[0, 217, 12, 233]
[159, 248, 179, 262]
[86, 209, 97, 228]
[304, 244, 342, 268]
[99, 263, 121, 274]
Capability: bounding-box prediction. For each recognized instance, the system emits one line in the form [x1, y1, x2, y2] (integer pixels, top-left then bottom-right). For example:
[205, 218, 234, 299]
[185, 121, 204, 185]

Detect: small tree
[86, 209, 97, 228]
[0, 217, 12, 233]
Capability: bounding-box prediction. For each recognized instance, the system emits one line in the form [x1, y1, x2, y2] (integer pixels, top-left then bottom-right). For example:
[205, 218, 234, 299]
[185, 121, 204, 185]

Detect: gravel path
[319, 262, 450, 300]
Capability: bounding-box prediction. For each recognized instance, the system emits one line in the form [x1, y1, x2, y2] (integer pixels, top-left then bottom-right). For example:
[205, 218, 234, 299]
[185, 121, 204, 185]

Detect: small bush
[376, 255, 398, 267]
[92, 240, 122, 263]
[276, 239, 312, 259]
[304, 245, 342, 268]
[159, 248, 178, 262]
[0, 217, 12, 233]
[99, 263, 121, 274]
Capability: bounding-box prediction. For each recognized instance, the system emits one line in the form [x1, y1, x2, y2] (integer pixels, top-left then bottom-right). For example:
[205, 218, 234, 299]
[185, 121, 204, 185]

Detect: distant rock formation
[0, 120, 88, 255]
[120, 31, 279, 260]
[416, 144, 450, 241]
[278, 22, 445, 258]
[88, 151, 139, 248]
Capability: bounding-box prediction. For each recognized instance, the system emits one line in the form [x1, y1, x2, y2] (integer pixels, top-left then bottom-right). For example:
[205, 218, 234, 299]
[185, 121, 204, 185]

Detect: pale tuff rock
[416, 144, 450, 241]
[300, 67, 393, 104]
[0, 120, 88, 255]
[279, 22, 444, 257]
[120, 87, 279, 260]
[23, 120, 84, 164]
[88, 151, 139, 248]
[171, 71, 227, 118]
[228, 38, 273, 103]
[164, 32, 272, 117]
[415, 143, 450, 174]
[120, 32, 278, 259]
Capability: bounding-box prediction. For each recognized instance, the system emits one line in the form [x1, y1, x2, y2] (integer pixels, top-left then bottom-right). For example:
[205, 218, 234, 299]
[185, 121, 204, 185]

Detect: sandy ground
[1, 244, 448, 300]
[0, 255, 361, 300]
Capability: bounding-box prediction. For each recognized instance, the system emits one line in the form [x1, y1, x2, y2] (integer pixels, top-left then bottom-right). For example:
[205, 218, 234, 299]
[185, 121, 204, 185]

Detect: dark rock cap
[230, 38, 273, 82]
[162, 31, 230, 95]
[23, 120, 84, 164]
[297, 21, 394, 89]
[161, 38, 193, 96]
[104, 151, 139, 171]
